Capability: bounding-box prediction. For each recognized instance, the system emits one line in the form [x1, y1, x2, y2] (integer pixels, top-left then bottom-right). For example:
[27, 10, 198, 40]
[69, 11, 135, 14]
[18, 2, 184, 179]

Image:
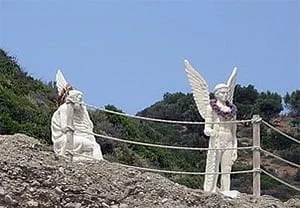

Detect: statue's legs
[204, 149, 222, 192]
[220, 150, 233, 191]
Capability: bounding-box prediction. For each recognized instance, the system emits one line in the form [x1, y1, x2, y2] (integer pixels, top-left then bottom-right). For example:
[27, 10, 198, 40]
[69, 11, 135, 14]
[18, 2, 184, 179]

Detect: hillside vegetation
[0, 48, 299, 200]
[0, 49, 57, 139]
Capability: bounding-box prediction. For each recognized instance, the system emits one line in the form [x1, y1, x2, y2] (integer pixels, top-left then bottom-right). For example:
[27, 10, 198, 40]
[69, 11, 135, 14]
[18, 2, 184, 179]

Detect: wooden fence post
[66, 100, 74, 161]
[252, 114, 261, 197]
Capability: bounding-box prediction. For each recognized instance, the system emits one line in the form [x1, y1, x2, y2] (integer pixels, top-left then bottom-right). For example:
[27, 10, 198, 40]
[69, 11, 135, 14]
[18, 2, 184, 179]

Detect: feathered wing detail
[56, 70, 68, 95]
[184, 59, 210, 120]
[226, 67, 237, 103]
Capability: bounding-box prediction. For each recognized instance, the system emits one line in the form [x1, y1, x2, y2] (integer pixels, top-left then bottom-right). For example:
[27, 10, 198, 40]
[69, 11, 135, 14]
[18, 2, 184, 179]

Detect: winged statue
[51, 70, 103, 161]
[184, 59, 238, 194]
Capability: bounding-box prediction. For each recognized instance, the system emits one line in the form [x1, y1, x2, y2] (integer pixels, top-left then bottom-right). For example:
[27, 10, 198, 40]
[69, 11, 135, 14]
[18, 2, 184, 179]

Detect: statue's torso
[210, 103, 236, 148]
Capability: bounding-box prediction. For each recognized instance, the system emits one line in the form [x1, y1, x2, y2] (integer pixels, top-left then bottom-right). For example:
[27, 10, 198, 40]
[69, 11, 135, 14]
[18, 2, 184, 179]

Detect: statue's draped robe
[51, 103, 103, 161]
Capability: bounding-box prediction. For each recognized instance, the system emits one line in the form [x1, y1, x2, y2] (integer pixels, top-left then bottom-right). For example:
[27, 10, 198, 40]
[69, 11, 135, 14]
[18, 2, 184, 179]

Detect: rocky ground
[0, 134, 299, 208]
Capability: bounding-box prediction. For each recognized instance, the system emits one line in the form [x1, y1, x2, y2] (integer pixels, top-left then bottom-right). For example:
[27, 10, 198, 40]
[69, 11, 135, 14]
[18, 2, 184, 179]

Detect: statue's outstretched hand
[204, 127, 217, 137]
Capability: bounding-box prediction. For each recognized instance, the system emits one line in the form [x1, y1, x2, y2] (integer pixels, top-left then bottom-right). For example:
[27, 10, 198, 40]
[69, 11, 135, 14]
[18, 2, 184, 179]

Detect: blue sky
[0, 0, 299, 114]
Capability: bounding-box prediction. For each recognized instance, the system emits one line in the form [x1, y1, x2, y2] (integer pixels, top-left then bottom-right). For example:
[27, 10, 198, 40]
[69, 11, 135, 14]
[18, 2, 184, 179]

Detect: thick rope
[67, 151, 253, 175]
[260, 148, 300, 168]
[82, 102, 252, 125]
[261, 168, 300, 192]
[262, 120, 300, 144]
[75, 128, 253, 151]
[116, 163, 253, 175]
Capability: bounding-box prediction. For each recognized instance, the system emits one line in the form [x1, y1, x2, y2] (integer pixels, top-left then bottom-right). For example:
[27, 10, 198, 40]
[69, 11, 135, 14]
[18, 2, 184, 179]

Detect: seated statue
[184, 60, 238, 194]
[51, 70, 103, 161]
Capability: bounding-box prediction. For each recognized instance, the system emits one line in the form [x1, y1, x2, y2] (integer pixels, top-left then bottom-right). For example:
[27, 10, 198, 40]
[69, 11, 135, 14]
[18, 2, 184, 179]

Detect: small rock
[4, 194, 16, 204]
[0, 187, 5, 196]
[55, 186, 63, 194]
[101, 202, 110, 208]
[31, 180, 40, 186]
[111, 205, 118, 208]
[119, 204, 128, 208]
[65, 202, 82, 208]
[74, 203, 82, 208]
[284, 198, 300, 207]
[42, 179, 52, 186]
[58, 167, 64, 174]
[26, 199, 39, 207]
[161, 198, 168, 203]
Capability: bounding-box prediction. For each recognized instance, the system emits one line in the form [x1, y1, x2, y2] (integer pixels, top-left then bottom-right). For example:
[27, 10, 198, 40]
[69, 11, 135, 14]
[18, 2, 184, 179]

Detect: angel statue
[51, 70, 103, 161]
[184, 60, 238, 194]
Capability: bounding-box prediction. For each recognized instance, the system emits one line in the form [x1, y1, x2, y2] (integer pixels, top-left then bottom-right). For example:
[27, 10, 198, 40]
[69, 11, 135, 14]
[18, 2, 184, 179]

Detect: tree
[234, 85, 283, 120]
[234, 84, 259, 119]
[254, 91, 283, 120]
[284, 90, 300, 116]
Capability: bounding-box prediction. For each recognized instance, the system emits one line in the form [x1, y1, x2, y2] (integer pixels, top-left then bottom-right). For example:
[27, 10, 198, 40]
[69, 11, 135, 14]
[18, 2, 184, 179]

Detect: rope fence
[67, 151, 253, 175]
[82, 102, 253, 125]
[261, 168, 300, 192]
[76, 128, 252, 151]
[65, 101, 300, 196]
[114, 163, 254, 175]
[260, 148, 300, 168]
[262, 120, 300, 144]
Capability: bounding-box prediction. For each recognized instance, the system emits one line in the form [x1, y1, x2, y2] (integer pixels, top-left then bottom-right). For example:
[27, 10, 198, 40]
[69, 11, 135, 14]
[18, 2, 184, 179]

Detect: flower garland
[210, 99, 237, 120]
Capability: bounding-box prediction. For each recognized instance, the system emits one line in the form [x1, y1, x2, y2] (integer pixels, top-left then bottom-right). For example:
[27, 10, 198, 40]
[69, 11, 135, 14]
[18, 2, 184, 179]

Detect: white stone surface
[51, 70, 103, 161]
[220, 190, 241, 198]
[184, 59, 238, 193]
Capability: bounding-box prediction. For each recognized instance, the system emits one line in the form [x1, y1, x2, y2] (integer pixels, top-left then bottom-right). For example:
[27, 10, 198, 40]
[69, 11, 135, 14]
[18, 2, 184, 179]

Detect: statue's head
[66, 89, 84, 110]
[214, 83, 229, 102]
[67, 89, 83, 103]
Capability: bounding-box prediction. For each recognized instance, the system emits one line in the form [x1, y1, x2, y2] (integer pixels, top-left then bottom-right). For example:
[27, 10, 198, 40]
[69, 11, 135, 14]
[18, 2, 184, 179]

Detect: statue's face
[214, 87, 228, 102]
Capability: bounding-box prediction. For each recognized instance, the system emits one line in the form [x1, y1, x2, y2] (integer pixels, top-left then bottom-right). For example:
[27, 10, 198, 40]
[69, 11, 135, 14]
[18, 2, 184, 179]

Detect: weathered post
[252, 114, 261, 197]
[66, 100, 74, 161]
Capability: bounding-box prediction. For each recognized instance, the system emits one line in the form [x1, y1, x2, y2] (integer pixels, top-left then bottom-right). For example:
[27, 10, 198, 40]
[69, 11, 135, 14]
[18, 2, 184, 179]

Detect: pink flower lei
[210, 99, 237, 120]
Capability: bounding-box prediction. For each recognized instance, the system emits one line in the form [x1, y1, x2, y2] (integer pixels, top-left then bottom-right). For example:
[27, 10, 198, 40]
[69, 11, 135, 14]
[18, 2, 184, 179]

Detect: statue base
[220, 190, 241, 198]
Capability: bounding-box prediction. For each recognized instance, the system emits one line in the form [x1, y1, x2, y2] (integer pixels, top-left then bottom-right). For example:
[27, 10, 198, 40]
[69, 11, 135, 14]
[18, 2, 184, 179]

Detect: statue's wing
[184, 59, 210, 119]
[56, 70, 68, 95]
[226, 67, 237, 103]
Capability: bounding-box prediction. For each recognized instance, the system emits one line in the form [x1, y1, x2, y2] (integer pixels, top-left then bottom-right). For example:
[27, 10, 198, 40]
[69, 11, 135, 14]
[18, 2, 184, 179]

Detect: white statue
[51, 70, 103, 161]
[184, 60, 238, 193]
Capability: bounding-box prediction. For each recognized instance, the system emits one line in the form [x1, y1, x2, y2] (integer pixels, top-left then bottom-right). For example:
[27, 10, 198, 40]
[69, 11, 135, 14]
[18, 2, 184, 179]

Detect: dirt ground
[0, 134, 299, 208]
